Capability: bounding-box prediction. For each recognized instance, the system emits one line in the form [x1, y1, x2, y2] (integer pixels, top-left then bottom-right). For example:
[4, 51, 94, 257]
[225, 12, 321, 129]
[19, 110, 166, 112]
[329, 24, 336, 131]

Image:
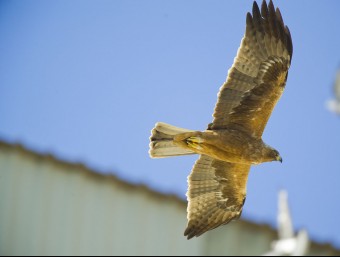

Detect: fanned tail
[149, 122, 195, 158]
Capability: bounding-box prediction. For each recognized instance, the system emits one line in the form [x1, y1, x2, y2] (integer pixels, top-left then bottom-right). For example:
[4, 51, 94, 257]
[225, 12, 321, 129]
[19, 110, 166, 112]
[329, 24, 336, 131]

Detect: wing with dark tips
[211, 0, 293, 138]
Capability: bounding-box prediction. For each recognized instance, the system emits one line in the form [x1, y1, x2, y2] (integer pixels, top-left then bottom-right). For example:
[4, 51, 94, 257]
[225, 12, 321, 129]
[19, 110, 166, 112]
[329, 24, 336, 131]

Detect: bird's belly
[173, 130, 262, 164]
[201, 143, 260, 164]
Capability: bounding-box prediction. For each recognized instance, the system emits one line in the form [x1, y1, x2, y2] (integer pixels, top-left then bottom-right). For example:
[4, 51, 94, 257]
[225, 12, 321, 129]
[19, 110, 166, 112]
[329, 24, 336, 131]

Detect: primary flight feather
[149, 0, 293, 239]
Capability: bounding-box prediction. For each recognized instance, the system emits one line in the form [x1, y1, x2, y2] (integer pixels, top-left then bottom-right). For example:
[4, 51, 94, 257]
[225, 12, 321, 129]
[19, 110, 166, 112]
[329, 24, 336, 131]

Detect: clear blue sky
[1, 0, 340, 248]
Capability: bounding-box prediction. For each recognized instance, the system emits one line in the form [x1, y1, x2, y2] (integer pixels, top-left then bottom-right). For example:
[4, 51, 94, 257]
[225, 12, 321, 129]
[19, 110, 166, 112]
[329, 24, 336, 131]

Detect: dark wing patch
[184, 155, 250, 239]
[227, 56, 289, 137]
[211, 0, 292, 135]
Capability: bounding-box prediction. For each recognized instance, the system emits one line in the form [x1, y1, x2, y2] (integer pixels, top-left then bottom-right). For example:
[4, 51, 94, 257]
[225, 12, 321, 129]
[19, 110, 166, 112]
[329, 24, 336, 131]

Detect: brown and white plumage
[184, 156, 250, 239]
[211, 0, 292, 136]
[149, 0, 292, 240]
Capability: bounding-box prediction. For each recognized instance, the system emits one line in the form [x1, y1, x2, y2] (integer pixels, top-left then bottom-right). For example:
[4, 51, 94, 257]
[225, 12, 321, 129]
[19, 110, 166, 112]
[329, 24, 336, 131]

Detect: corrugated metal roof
[0, 140, 339, 255]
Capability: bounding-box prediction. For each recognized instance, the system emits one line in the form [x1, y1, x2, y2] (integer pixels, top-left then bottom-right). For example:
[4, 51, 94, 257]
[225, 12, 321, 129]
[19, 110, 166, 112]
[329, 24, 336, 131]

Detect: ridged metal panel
[0, 146, 205, 255]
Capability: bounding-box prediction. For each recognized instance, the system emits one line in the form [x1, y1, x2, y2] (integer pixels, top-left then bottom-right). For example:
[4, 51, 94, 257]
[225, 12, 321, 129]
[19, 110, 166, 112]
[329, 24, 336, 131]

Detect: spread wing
[184, 155, 250, 239]
[211, 0, 293, 138]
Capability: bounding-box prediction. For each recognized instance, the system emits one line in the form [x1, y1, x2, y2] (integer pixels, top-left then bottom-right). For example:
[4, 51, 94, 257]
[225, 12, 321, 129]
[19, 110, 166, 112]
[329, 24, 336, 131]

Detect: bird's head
[270, 149, 282, 163]
[273, 150, 283, 163]
[264, 147, 282, 163]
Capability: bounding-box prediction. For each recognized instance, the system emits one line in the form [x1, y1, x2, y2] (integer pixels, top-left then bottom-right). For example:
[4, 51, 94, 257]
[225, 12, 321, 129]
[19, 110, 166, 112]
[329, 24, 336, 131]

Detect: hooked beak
[277, 155, 283, 163]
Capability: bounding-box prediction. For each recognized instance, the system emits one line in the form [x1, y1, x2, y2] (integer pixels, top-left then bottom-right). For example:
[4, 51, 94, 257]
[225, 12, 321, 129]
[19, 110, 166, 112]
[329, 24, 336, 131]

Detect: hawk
[149, 0, 293, 239]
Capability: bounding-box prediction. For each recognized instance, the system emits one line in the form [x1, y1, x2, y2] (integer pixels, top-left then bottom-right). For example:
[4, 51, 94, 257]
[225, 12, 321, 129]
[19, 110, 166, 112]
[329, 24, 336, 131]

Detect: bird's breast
[198, 129, 264, 164]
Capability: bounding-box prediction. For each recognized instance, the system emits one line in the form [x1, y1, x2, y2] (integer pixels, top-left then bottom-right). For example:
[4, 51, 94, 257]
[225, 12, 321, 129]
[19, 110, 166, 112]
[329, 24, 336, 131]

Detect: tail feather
[149, 122, 195, 158]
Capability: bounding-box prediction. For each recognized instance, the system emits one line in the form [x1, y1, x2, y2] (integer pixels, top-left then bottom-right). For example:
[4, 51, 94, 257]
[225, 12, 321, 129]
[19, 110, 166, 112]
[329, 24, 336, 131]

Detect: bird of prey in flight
[149, 0, 293, 239]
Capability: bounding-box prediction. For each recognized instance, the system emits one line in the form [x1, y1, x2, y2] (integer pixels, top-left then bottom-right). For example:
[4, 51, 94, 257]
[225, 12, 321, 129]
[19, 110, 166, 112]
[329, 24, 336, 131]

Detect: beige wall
[0, 142, 339, 256]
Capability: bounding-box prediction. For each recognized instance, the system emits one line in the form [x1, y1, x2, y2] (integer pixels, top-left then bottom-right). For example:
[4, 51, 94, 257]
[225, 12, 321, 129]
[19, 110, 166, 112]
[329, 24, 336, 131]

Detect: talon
[186, 136, 204, 143]
[186, 141, 203, 150]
